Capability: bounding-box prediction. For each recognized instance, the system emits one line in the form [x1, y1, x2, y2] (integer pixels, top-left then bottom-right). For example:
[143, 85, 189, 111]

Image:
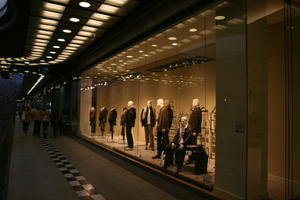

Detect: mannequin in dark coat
[125, 101, 136, 149]
[108, 108, 117, 140]
[99, 107, 108, 136]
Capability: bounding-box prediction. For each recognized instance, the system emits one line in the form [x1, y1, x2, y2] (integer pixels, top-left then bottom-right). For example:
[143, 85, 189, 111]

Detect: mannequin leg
[164, 144, 174, 168]
[144, 126, 149, 149]
[162, 130, 169, 154]
[175, 147, 186, 172]
[126, 125, 133, 148]
[149, 126, 154, 150]
[154, 131, 163, 158]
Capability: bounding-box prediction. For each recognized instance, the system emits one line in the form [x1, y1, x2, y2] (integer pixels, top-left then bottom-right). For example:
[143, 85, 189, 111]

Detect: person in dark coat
[140, 100, 156, 150]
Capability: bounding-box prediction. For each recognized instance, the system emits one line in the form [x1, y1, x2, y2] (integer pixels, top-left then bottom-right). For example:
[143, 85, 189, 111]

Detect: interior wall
[96, 61, 216, 144]
[80, 79, 92, 136]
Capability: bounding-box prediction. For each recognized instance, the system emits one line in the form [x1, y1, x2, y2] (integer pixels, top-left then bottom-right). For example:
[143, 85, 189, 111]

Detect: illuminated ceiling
[0, 0, 139, 68]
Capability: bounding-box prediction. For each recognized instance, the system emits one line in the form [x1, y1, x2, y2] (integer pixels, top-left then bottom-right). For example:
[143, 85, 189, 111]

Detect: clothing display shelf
[209, 107, 216, 160]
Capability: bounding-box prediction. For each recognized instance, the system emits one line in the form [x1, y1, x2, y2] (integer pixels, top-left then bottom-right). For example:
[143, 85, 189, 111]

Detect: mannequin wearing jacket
[164, 116, 192, 173]
[108, 108, 117, 140]
[140, 100, 156, 150]
[99, 107, 108, 136]
[186, 98, 202, 164]
[153, 99, 173, 159]
[90, 107, 96, 133]
[125, 101, 136, 149]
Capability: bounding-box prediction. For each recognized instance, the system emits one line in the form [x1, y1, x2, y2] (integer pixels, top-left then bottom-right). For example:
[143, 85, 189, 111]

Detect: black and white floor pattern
[40, 140, 106, 200]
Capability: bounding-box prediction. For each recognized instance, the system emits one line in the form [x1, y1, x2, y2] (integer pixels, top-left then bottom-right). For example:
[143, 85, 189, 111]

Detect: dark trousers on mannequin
[109, 124, 114, 140]
[121, 126, 125, 141]
[164, 144, 186, 169]
[156, 130, 169, 157]
[126, 125, 133, 148]
[187, 133, 199, 162]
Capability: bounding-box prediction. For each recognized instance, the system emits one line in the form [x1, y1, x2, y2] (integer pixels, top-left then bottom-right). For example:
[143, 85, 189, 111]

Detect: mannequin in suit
[141, 100, 156, 150]
[125, 101, 136, 150]
[99, 107, 108, 136]
[108, 108, 117, 140]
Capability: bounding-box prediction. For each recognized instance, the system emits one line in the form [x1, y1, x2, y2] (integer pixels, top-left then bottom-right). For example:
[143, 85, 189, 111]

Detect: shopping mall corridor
[7, 118, 208, 200]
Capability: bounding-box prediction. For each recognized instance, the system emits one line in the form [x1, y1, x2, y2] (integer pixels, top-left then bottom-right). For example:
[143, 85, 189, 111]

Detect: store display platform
[78, 133, 215, 191]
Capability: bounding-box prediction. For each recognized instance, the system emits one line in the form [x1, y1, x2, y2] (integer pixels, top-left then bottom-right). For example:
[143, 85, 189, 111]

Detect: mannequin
[89, 107, 96, 134]
[164, 116, 192, 173]
[108, 108, 117, 140]
[125, 101, 136, 149]
[120, 107, 128, 141]
[99, 107, 108, 136]
[153, 99, 173, 159]
[186, 98, 202, 164]
[141, 100, 156, 150]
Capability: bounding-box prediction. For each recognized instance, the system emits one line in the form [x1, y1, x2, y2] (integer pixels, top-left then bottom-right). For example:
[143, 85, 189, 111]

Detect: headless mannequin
[99, 107, 108, 136]
[108, 108, 117, 141]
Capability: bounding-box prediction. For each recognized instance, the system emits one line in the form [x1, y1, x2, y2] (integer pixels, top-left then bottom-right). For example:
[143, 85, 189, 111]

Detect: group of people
[19, 106, 68, 138]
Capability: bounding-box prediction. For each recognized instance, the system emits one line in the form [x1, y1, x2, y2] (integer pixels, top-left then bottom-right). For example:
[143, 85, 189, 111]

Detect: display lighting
[57, 38, 65, 42]
[152, 44, 157, 47]
[46, 56, 53, 59]
[126, 55, 133, 58]
[34, 42, 47, 47]
[86, 19, 103, 27]
[214, 15, 226, 20]
[82, 26, 97, 32]
[40, 18, 58, 26]
[70, 17, 80, 22]
[172, 42, 178, 46]
[106, 0, 128, 6]
[79, 1, 91, 8]
[63, 29, 72, 33]
[44, 2, 65, 12]
[168, 36, 177, 40]
[49, 51, 56, 54]
[27, 74, 45, 95]
[36, 34, 51, 39]
[138, 50, 143, 53]
[37, 30, 53, 36]
[78, 31, 93, 37]
[189, 28, 198, 32]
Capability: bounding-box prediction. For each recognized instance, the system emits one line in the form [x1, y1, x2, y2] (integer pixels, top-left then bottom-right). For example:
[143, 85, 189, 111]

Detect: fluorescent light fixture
[105, 0, 128, 6]
[36, 34, 51, 40]
[86, 19, 103, 27]
[40, 18, 58, 26]
[168, 36, 177, 40]
[39, 24, 56, 31]
[57, 38, 65, 42]
[31, 49, 44, 52]
[68, 43, 80, 47]
[37, 29, 53, 36]
[79, 1, 91, 8]
[98, 4, 119, 14]
[44, 2, 65, 13]
[61, 52, 72, 55]
[50, 0, 69, 4]
[189, 28, 198, 32]
[65, 46, 78, 50]
[46, 56, 53, 58]
[215, 15, 226, 20]
[34, 42, 47, 47]
[91, 13, 110, 21]
[42, 10, 62, 20]
[70, 39, 84, 44]
[27, 74, 45, 95]
[49, 51, 56, 54]
[34, 39, 48, 43]
[32, 46, 45, 50]
[78, 31, 93, 37]
[74, 35, 88, 41]
[24, 61, 30, 64]
[63, 29, 72, 33]
[70, 17, 80, 22]
[81, 26, 97, 32]
[53, 45, 60, 49]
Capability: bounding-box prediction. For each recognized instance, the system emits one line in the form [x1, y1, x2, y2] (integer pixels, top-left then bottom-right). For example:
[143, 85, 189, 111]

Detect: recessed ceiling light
[215, 16, 226, 20]
[144, 54, 149, 57]
[172, 42, 178, 46]
[152, 44, 157, 47]
[25, 70, 29, 73]
[40, 60, 45, 62]
[50, 51, 56, 54]
[53, 45, 60, 49]
[126, 55, 133, 58]
[189, 28, 198, 32]
[138, 50, 144, 53]
[46, 56, 53, 59]
[168, 37, 177, 40]
[24, 62, 30, 64]
[63, 29, 72, 33]
[79, 1, 91, 8]
[57, 38, 65, 42]
[70, 17, 80, 22]
[111, 63, 116, 65]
